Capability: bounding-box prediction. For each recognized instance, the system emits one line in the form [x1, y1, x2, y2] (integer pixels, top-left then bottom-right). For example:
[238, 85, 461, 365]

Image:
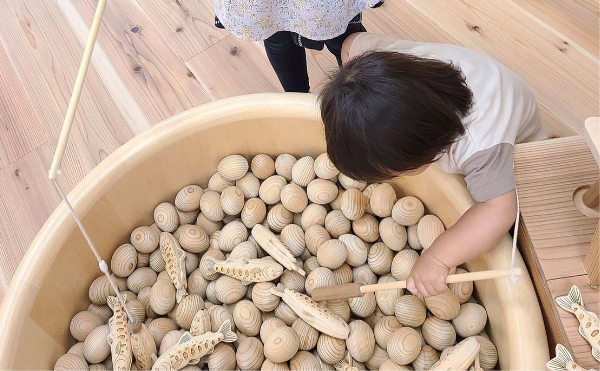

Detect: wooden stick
[311, 267, 523, 302]
[582, 180, 600, 209]
[48, 0, 108, 180]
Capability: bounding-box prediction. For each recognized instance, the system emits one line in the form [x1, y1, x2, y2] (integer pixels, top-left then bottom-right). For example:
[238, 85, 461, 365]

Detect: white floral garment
[214, 0, 379, 41]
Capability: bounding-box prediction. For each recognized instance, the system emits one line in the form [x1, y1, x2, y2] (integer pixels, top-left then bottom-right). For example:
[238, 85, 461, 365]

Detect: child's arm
[405, 189, 517, 297]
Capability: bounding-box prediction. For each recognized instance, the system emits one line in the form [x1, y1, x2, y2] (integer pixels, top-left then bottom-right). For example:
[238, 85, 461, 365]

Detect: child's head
[319, 51, 473, 181]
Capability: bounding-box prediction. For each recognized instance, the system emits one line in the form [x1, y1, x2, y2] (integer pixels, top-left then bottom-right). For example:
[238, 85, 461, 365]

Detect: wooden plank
[406, 0, 599, 135]
[136, 0, 228, 61]
[186, 36, 283, 100]
[583, 117, 600, 165]
[583, 223, 600, 287]
[512, 0, 599, 59]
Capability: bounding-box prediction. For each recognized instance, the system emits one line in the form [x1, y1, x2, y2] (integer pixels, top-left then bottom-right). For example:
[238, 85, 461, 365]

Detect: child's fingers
[406, 276, 418, 295]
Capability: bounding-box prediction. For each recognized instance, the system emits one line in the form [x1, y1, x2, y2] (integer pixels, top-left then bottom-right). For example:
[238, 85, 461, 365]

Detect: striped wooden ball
[88, 275, 115, 305]
[332, 263, 353, 285]
[451, 303, 487, 337]
[412, 345, 439, 371]
[316, 333, 346, 364]
[387, 327, 422, 365]
[300, 204, 327, 231]
[208, 305, 236, 333]
[267, 204, 293, 233]
[149, 248, 166, 272]
[261, 359, 290, 371]
[291, 156, 316, 187]
[314, 153, 339, 179]
[87, 303, 112, 323]
[380, 359, 412, 371]
[374, 316, 402, 349]
[303, 256, 321, 275]
[280, 183, 309, 213]
[341, 189, 367, 220]
[159, 329, 185, 356]
[307, 179, 339, 205]
[234, 300, 262, 337]
[366, 345, 391, 371]
[187, 269, 209, 297]
[259, 175, 287, 205]
[349, 292, 377, 318]
[367, 242, 394, 275]
[346, 320, 375, 362]
[200, 190, 225, 222]
[338, 233, 367, 267]
[329, 190, 344, 211]
[54, 353, 88, 371]
[370, 183, 396, 217]
[173, 294, 205, 330]
[292, 318, 320, 351]
[338, 173, 367, 191]
[316, 239, 348, 270]
[264, 327, 300, 363]
[70, 311, 104, 342]
[150, 279, 176, 315]
[305, 267, 334, 296]
[83, 324, 110, 363]
[196, 212, 223, 236]
[375, 275, 403, 316]
[236, 172, 261, 199]
[154, 202, 179, 232]
[392, 196, 425, 226]
[326, 300, 351, 322]
[252, 282, 281, 312]
[260, 317, 287, 342]
[127, 267, 158, 294]
[131, 225, 160, 253]
[406, 224, 422, 250]
[290, 351, 320, 371]
[175, 185, 203, 212]
[215, 275, 247, 304]
[449, 268, 473, 303]
[110, 243, 138, 278]
[241, 198, 267, 229]
[424, 289, 461, 321]
[230, 240, 259, 260]
[417, 214, 445, 249]
[148, 317, 178, 347]
[379, 218, 408, 251]
[177, 209, 199, 225]
[208, 172, 234, 192]
[275, 154, 297, 181]
[207, 343, 237, 371]
[221, 186, 245, 215]
[218, 154, 249, 181]
[237, 337, 265, 371]
[421, 316, 456, 351]
[280, 224, 305, 257]
[280, 270, 306, 293]
[177, 224, 209, 253]
[353, 264, 377, 285]
[218, 220, 248, 251]
[391, 249, 420, 281]
[352, 214, 380, 242]
[394, 295, 427, 327]
[473, 335, 498, 370]
[324, 210, 351, 238]
[274, 300, 299, 326]
[251, 154, 276, 179]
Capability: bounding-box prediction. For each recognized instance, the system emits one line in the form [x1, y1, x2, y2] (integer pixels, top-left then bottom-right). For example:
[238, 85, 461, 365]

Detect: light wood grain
[583, 117, 600, 165]
[583, 223, 600, 287]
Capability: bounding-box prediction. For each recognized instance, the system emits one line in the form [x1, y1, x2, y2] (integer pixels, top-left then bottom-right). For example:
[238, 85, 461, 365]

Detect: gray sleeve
[461, 143, 515, 203]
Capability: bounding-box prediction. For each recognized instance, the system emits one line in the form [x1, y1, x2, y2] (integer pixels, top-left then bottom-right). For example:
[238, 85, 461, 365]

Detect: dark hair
[319, 51, 473, 181]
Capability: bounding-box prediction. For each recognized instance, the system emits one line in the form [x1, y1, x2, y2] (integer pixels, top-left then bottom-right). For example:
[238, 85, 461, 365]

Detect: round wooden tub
[0, 93, 548, 370]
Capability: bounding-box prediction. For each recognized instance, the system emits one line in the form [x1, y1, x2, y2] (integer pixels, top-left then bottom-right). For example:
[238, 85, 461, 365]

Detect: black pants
[263, 16, 367, 93]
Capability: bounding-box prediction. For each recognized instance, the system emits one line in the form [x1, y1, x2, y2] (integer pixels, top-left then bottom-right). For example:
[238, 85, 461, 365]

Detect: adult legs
[263, 31, 310, 93]
[324, 15, 368, 66]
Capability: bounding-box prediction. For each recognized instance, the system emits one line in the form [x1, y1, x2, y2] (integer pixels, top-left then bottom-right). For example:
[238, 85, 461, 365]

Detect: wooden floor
[0, 0, 598, 318]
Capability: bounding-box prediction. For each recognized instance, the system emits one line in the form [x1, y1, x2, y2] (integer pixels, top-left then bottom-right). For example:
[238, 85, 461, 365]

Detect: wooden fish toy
[334, 351, 359, 371]
[131, 323, 157, 371]
[547, 344, 598, 371]
[252, 225, 306, 276]
[270, 284, 349, 339]
[160, 232, 188, 303]
[204, 257, 284, 285]
[428, 337, 482, 371]
[556, 285, 600, 361]
[107, 295, 133, 371]
[151, 320, 237, 371]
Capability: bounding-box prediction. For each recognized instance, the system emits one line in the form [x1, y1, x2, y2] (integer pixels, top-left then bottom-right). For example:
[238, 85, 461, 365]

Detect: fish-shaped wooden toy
[151, 320, 237, 371]
[429, 337, 482, 371]
[251, 225, 306, 276]
[334, 351, 359, 371]
[203, 257, 284, 285]
[270, 284, 349, 339]
[131, 323, 157, 371]
[107, 295, 133, 371]
[160, 232, 188, 303]
[556, 285, 600, 362]
[547, 344, 597, 371]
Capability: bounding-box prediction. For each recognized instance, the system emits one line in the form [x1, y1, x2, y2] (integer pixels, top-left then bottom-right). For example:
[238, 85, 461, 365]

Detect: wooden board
[583, 117, 600, 165]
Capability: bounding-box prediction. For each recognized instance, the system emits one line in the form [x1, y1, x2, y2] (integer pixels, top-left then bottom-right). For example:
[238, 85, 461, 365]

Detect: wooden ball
[236, 337, 264, 371]
[280, 183, 308, 213]
[252, 282, 281, 312]
[394, 295, 426, 328]
[260, 317, 286, 342]
[200, 191, 225, 222]
[424, 289, 461, 321]
[199, 249, 225, 280]
[317, 334, 346, 364]
[209, 230, 221, 250]
[236, 172, 261, 199]
[305, 267, 334, 296]
[421, 316, 456, 351]
[54, 353, 88, 371]
[264, 326, 300, 363]
[280, 270, 306, 293]
[353, 264, 377, 285]
[218, 154, 249, 181]
[110, 243, 138, 278]
[137, 252, 150, 268]
[87, 303, 112, 324]
[274, 300, 299, 326]
[83, 324, 110, 363]
[406, 224, 422, 250]
[208, 172, 235, 192]
[346, 320, 375, 362]
[66, 342, 84, 357]
[317, 239, 347, 270]
[190, 308, 211, 336]
[338, 234, 367, 267]
[280, 224, 305, 257]
[332, 263, 353, 285]
[326, 300, 351, 323]
[173, 294, 205, 330]
[251, 154, 276, 179]
[379, 218, 408, 251]
[150, 279, 176, 315]
[417, 215, 445, 249]
[208, 343, 237, 371]
[240, 198, 266, 229]
[369, 183, 396, 217]
[338, 173, 367, 191]
[196, 212, 222, 236]
[367, 242, 394, 275]
[329, 190, 344, 211]
[218, 220, 248, 251]
[303, 256, 321, 275]
[147, 318, 178, 347]
[230, 240, 258, 260]
[314, 153, 339, 179]
[349, 292, 377, 318]
[215, 275, 247, 304]
[352, 214, 379, 242]
[411, 345, 439, 371]
[177, 225, 209, 254]
[275, 154, 297, 181]
[374, 316, 402, 349]
[292, 318, 320, 351]
[387, 327, 422, 365]
[262, 359, 290, 371]
[341, 189, 367, 220]
[290, 351, 320, 371]
[154, 202, 179, 232]
[177, 209, 199, 226]
[149, 248, 166, 272]
[221, 186, 245, 215]
[307, 179, 338, 205]
[324, 210, 351, 238]
[131, 226, 159, 254]
[267, 204, 294, 232]
[391, 249, 419, 281]
[208, 305, 235, 333]
[380, 359, 412, 371]
[474, 335, 498, 370]
[260, 175, 287, 205]
[449, 268, 473, 304]
[159, 329, 185, 356]
[291, 156, 316, 187]
[365, 307, 386, 330]
[234, 300, 262, 336]
[127, 267, 157, 294]
[175, 185, 203, 212]
[187, 269, 209, 297]
[365, 344, 390, 371]
[300, 204, 327, 231]
[304, 225, 330, 256]
[451, 303, 487, 337]
[70, 311, 104, 342]
[375, 275, 403, 316]
[392, 196, 425, 226]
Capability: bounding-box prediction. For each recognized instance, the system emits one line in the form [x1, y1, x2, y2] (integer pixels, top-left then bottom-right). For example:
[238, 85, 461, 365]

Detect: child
[319, 32, 546, 297]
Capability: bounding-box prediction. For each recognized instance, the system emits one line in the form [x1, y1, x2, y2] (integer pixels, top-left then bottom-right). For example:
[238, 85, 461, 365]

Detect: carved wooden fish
[131, 323, 157, 371]
[107, 295, 133, 371]
[204, 257, 283, 285]
[151, 320, 237, 371]
[252, 225, 305, 276]
[160, 232, 188, 303]
[556, 285, 600, 362]
[334, 351, 359, 371]
[429, 337, 482, 371]
[270, 284, 349, 339]
[547, 344, 597, 371]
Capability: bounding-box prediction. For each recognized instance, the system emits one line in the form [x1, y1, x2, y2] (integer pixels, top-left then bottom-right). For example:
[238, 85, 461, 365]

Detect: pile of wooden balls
[56, 153, 499, 371]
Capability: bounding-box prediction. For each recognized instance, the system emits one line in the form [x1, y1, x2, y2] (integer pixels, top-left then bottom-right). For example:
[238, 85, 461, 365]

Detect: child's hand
[405, 249, 451, 297]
